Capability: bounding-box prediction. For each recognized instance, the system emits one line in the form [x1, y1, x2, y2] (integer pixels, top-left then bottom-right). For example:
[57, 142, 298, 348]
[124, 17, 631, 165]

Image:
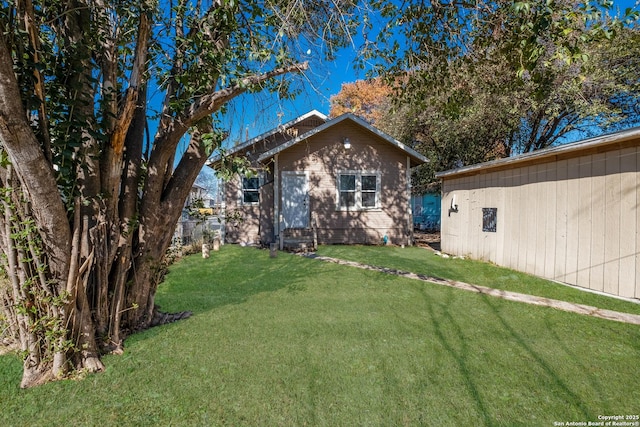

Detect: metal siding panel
[577, 156, 592, 288]
[495, 170, 506, 266]
[501, 169, 514, 269]
[458, 178, 469, 255]
[534, 164, 548, 277]
[470, 175, 481, 257]
[517, 167, 529, 272]
[438, 138, 640, 300]
[480, 174, 489, 261]
[618, 147, 637, 298]
[442, 179, 461, 255]
[554, 160, 569, 281]
[590, 153, 606, 291]
[603, 150, 621, 295]
[525, 166, 537, 274]
[565, 157, 581, 285]
[440, 185, 452, 254]
[510, 167, 523, 270]
[490, 172, 499, 263]
[544, 163, 557, 279]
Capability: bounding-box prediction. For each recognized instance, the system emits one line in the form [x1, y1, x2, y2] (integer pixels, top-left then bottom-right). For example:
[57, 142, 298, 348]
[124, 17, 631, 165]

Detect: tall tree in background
[329, 78, 392, 122]
[0, 0, 360, 387]
[349, 0, 640, 189]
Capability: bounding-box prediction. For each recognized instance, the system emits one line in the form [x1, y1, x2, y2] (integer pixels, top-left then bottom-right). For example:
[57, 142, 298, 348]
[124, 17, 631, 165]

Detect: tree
[0, 0, 360, 387]
[329, 72, 518, 192]
[341, 0, 640, 188]
[329, 78, 392, 122]
[508, 25, 640, 153]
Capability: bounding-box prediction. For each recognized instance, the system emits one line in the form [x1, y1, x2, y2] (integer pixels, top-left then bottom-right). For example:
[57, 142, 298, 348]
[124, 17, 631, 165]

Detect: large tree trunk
[0, 0, 310, 387]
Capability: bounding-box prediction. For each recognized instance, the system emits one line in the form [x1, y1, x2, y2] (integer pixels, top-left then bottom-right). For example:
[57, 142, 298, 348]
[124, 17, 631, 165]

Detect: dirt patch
[414, 230, 440, 252]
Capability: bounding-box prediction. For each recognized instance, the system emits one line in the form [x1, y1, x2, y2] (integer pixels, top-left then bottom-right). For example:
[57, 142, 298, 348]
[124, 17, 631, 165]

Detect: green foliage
[0, 182, 73, 363]
[348, 0, 640, 189]
[211, 148, 254, 180]
[0, 0, 363, 387]
[2, 0, 361, 199]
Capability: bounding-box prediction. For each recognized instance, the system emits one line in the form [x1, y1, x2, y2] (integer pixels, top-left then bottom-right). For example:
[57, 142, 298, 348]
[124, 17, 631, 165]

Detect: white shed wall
[441, 145, 639, 299]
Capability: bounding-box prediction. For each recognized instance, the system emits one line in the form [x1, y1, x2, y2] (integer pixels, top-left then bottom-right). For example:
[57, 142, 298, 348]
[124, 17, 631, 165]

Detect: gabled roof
[257, 113, 428, 166]
[206, 110, 328, 165]
[435, 126, 640, 179]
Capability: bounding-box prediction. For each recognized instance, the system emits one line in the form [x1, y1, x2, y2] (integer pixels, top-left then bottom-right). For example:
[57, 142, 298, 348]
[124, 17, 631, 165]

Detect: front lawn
[1, 245, 638, 426]
[317, 245, 640, 316]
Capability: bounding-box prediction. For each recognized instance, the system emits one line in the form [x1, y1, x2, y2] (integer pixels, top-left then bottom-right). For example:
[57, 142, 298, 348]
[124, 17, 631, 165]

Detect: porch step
[281, 228, 317, 252]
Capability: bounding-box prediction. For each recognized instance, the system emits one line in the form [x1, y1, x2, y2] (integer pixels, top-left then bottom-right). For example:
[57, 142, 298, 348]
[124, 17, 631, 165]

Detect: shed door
[282, 171, 309, 229]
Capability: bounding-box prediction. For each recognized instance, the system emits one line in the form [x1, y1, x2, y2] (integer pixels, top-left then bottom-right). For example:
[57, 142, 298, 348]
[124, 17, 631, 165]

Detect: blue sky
[218, 0, 639, 146]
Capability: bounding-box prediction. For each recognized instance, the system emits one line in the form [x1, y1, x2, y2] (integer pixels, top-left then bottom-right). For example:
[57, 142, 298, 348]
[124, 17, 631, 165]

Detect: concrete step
[281, 228, 317, 252]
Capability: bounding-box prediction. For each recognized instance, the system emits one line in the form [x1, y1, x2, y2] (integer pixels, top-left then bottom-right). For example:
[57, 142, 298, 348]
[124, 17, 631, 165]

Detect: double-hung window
[241, 174, 261, 205]
[339, 174, 357, 208]
[337, 171, 380, 210]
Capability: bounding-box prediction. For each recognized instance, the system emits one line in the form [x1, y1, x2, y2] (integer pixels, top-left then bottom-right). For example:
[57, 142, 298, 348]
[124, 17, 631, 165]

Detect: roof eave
[435, 126, 640, 179]
[206, 109, 328, 167]
[258, 113, 429, 165]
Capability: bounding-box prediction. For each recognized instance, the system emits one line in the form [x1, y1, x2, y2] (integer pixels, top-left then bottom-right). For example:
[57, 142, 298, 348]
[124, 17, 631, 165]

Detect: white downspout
[407, 156, 413, 246]
[273, 154, 280, 247]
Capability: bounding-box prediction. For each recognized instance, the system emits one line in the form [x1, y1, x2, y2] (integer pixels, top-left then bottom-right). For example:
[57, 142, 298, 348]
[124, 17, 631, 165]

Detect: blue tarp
[412, 193, 441, 231]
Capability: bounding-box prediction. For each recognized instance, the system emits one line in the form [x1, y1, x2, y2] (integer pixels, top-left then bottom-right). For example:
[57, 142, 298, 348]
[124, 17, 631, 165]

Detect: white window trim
[336, 170, 381, 211]
[239, 172, 264, 206]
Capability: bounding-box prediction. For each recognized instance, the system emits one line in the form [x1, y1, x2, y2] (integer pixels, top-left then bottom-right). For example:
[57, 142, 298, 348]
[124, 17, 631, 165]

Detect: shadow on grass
[316, 245, 640, 317]
[542, 315, 610, 415]
[418, 282, 603, 426]
[478, 293, 594, 422]
[422, 286, 494, 426]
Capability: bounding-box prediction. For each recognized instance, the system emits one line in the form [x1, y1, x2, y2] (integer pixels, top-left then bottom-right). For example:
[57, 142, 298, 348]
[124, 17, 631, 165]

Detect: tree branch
[110, 8, 151, 155]
[161, 122, 213, 208]
[183, 61, 309, 125]
[147, 61, 309, 193]
[19, 0, 52, 162]
[0, 33, 71, 284]
[141, 60, 310, 243]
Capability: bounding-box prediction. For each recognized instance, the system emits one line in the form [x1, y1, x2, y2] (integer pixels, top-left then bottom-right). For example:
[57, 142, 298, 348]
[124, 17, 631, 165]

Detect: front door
[281, 171, 309, 229]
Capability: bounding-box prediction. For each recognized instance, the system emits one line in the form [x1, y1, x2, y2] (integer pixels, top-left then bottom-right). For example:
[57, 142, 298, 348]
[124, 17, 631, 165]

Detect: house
[207, 110, 428, 249]
[174, 184, 224, 245]
[436, 126, 640, 300]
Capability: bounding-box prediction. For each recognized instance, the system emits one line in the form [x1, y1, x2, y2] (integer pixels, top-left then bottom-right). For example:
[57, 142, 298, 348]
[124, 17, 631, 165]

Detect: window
[337, 172, 380, 210]
[361, 175, 377, 207]
[482, 208, 497, 232]
[339, 174, 356, 208]
[242, 175, 260, 204]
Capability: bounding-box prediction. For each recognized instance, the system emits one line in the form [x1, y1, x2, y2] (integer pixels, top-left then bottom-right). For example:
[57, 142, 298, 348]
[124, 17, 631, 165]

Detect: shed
[436, 127, 640, 300]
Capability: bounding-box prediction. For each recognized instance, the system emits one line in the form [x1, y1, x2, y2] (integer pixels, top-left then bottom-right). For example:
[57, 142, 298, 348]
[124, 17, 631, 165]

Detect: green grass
[317, 245, 640, 316]
[1, 245, 639, 426]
